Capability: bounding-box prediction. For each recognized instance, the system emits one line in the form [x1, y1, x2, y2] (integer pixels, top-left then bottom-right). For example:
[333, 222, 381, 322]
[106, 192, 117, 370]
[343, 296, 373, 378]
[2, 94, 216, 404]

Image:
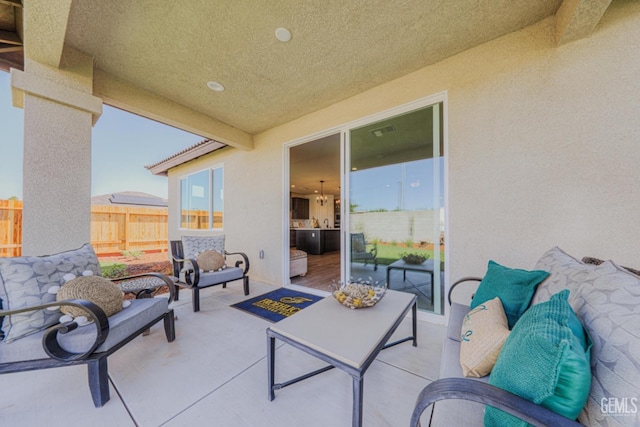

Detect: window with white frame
[179, 166, 224, 229]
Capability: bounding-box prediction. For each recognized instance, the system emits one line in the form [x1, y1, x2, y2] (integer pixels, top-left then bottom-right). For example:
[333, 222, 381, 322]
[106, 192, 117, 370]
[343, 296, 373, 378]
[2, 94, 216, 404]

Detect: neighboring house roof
[145, 138, 226, 176]
[91, 191, 168, 208]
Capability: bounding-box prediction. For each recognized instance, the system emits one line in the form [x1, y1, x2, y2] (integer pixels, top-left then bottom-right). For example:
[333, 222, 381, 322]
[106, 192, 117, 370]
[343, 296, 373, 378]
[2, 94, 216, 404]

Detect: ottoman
[290, 249, 308, 277]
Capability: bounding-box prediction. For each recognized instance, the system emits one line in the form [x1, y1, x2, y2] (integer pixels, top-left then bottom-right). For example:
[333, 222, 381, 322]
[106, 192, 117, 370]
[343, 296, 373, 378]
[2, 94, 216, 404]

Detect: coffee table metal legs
[386, 263, 434, 302]
[267, 297, 417, 427]
[268, 335, 275, 401]
[353, 375, 364, 427]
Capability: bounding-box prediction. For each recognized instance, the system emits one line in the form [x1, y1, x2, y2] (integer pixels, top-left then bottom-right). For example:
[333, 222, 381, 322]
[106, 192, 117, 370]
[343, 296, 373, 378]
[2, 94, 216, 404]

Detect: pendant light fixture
[316, 180, 328, 206]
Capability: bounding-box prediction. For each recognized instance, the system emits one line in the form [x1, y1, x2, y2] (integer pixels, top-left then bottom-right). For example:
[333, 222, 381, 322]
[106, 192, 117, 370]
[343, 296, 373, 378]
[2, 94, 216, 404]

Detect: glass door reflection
[347, 103, 445, 314]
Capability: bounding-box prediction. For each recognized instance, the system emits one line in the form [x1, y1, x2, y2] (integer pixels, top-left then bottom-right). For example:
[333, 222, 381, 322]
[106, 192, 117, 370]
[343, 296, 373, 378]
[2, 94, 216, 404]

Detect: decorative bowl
[332, 282, 386, 309]
[401, 253, 430, 265]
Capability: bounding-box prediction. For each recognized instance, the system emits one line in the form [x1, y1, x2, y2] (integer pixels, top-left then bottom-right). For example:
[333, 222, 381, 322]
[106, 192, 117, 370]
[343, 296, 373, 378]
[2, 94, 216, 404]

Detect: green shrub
[404, 238, 414, 248]
[101, 262, 128, 278]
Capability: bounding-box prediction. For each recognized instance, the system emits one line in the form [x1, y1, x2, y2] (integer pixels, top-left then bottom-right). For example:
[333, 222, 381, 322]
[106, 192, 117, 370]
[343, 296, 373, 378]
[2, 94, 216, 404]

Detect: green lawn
[368, 244, 444, 266]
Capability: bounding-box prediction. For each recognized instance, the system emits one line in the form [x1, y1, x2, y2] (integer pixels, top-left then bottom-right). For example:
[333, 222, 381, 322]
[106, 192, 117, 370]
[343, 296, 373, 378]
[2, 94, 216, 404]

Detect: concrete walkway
[0, 281, 444, 427]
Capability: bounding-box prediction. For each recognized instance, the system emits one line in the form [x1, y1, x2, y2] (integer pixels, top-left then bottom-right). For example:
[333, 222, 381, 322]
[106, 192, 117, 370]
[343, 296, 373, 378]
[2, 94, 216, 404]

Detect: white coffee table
[266, 289, 417, 427]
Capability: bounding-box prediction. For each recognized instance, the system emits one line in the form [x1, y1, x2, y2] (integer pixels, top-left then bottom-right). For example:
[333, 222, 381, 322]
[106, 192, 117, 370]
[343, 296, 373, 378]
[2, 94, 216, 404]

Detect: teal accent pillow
[485, 290, 592, 426]
[470, 260, 549, 329]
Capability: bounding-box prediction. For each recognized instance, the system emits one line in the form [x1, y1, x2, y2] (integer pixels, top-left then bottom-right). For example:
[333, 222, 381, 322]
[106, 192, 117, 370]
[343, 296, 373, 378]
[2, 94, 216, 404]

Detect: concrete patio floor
[0, 281, 444, 427]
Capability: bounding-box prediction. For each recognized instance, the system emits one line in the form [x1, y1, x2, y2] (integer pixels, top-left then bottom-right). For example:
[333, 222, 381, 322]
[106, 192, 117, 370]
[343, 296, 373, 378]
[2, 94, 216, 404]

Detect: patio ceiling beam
[0, 43, 22, 53]
[0, 0, 22, 7]
[93, 70, 254, 151]
[555, 0, 613, 45]
[0, 56, 21, 71]
[0, 29, 22, 45]
[23, 0, 71, 68]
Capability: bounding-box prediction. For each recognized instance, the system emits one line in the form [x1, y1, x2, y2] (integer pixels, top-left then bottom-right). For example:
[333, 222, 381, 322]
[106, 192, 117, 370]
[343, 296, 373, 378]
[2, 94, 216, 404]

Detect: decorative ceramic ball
[196, 250, 226, 271]
[57, 275, 124, 318]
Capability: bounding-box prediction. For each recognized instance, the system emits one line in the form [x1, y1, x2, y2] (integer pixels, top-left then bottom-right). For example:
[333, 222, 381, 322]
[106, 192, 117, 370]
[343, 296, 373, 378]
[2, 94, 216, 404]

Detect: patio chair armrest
[410, 378, 584, 427]
[447, 276, 482, 306]
[224, 250, 250, 274]
[0, 300, 109, 362]
[111, 272, 177, 303]
[171, 255, 201, 287]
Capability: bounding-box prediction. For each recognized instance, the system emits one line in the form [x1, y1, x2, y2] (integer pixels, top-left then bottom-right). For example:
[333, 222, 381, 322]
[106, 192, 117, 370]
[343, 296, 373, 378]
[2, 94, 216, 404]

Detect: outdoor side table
[266, 289, 417, 427]
[386, 259, 435, 301]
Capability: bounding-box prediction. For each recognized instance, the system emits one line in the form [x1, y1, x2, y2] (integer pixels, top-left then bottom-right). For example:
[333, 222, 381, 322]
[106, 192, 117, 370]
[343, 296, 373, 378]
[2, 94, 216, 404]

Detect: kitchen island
[294, 228, 340, 255]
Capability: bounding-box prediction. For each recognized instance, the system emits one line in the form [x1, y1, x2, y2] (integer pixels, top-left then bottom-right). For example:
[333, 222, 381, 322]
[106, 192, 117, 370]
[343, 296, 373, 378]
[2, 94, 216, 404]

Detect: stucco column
[10, 50, 102, 255]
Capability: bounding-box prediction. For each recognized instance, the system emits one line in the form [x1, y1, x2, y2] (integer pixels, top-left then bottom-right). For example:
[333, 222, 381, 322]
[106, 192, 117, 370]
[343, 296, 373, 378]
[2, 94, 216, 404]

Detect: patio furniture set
[1, 239, 638, 427]
[0, 235, 250, 407]
[411, 247, 640, 427]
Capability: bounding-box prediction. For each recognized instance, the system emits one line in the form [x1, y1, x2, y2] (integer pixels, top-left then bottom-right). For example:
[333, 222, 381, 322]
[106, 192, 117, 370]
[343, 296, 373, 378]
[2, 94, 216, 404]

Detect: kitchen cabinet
[291, 197, 309, 219]
[295, 229, 340, 255]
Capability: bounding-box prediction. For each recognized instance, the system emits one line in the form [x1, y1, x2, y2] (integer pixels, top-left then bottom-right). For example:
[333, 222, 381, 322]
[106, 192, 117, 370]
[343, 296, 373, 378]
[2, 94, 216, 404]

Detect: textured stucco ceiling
[2, 0, 614, 142]
[62, 0, 565, 135]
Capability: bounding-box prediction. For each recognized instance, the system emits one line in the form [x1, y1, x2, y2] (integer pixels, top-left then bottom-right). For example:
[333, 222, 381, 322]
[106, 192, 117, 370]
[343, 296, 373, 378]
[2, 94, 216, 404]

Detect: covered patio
[0, 281, 445, 426]
[2, 1, 640, 425]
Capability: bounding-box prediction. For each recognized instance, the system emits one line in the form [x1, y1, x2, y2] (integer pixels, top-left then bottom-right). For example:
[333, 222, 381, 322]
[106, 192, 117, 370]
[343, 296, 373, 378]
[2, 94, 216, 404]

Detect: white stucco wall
[168, 1, 640, 286]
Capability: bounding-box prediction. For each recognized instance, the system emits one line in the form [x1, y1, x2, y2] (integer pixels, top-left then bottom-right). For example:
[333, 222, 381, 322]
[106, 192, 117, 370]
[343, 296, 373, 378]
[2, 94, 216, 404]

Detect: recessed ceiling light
[275, 27, 291, 42]
[207, 81, 225, 92]
[352, 167, 358, 171]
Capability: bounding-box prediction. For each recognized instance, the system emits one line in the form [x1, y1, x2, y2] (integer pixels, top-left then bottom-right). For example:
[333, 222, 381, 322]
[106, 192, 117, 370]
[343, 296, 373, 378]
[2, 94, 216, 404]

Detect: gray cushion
[531, 246, 596, 306]
[57, 298, 168, 353]
[432, 300, 490, 427]
[447, 302, 469, 342]
[0, 331, 49, 363]
[0, 244, 101, 343]
[193, 267, 244, 287]
[0, 298, 169, 363]
[181, 235, 225, 259]
[433, 337, 488, 426]
[533, 247, 640, 426]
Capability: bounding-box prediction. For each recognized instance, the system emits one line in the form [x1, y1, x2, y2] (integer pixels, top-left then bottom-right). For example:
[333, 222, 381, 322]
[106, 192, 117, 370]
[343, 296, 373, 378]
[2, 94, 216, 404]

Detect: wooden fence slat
[0, 201, 169, 257]
[0, 199, 23, 257]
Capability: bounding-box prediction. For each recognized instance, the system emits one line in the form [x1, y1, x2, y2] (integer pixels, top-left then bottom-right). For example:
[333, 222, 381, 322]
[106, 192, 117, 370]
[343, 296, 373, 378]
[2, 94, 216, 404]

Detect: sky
[0, 71, 202, 200]
[350, 158, 445, 212]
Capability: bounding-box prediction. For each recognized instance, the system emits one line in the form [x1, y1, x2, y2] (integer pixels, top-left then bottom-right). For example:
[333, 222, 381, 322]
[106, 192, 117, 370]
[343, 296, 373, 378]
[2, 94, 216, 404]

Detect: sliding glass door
[347, 102, 445, 314]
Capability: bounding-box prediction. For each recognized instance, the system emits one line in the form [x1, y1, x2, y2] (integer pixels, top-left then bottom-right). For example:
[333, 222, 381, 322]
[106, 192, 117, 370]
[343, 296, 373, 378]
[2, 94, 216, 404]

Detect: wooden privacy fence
[0, 200, 169, 257]
[0, 199, 22, 258]
[181, 210, 223, 229]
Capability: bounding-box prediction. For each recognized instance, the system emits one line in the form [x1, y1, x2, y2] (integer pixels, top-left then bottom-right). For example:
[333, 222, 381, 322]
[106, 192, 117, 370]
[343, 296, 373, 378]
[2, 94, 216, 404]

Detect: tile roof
[145, 138, 227, 176]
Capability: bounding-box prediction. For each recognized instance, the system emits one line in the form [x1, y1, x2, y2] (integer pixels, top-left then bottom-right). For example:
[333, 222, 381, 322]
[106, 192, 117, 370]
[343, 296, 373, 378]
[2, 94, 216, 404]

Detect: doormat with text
[230, 288, 323, 322]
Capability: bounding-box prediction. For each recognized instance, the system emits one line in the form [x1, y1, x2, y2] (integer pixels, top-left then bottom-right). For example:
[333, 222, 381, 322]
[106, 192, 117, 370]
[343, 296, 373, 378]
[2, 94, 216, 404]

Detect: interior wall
[168, 1, 640, 285]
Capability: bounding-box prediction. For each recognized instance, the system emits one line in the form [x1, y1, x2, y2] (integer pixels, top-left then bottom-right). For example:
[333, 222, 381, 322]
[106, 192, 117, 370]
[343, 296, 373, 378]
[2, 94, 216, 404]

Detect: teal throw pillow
[485, 290, 592, 426]
[470, 260, 549, 329]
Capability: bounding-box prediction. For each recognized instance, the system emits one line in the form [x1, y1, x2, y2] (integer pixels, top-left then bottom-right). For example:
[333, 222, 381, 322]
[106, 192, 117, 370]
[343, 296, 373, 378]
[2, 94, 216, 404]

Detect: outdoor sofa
[411, 247, 640, 426]
[0, 243, 176, 407]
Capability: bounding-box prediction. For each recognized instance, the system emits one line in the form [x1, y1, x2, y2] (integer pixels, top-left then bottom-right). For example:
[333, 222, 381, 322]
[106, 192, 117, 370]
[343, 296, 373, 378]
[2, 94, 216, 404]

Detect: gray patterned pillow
[0, 243, 101, 343]
[533, 247, 640, 426]
[181, 235, 225, 259]
[531, 246, 596, 306]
